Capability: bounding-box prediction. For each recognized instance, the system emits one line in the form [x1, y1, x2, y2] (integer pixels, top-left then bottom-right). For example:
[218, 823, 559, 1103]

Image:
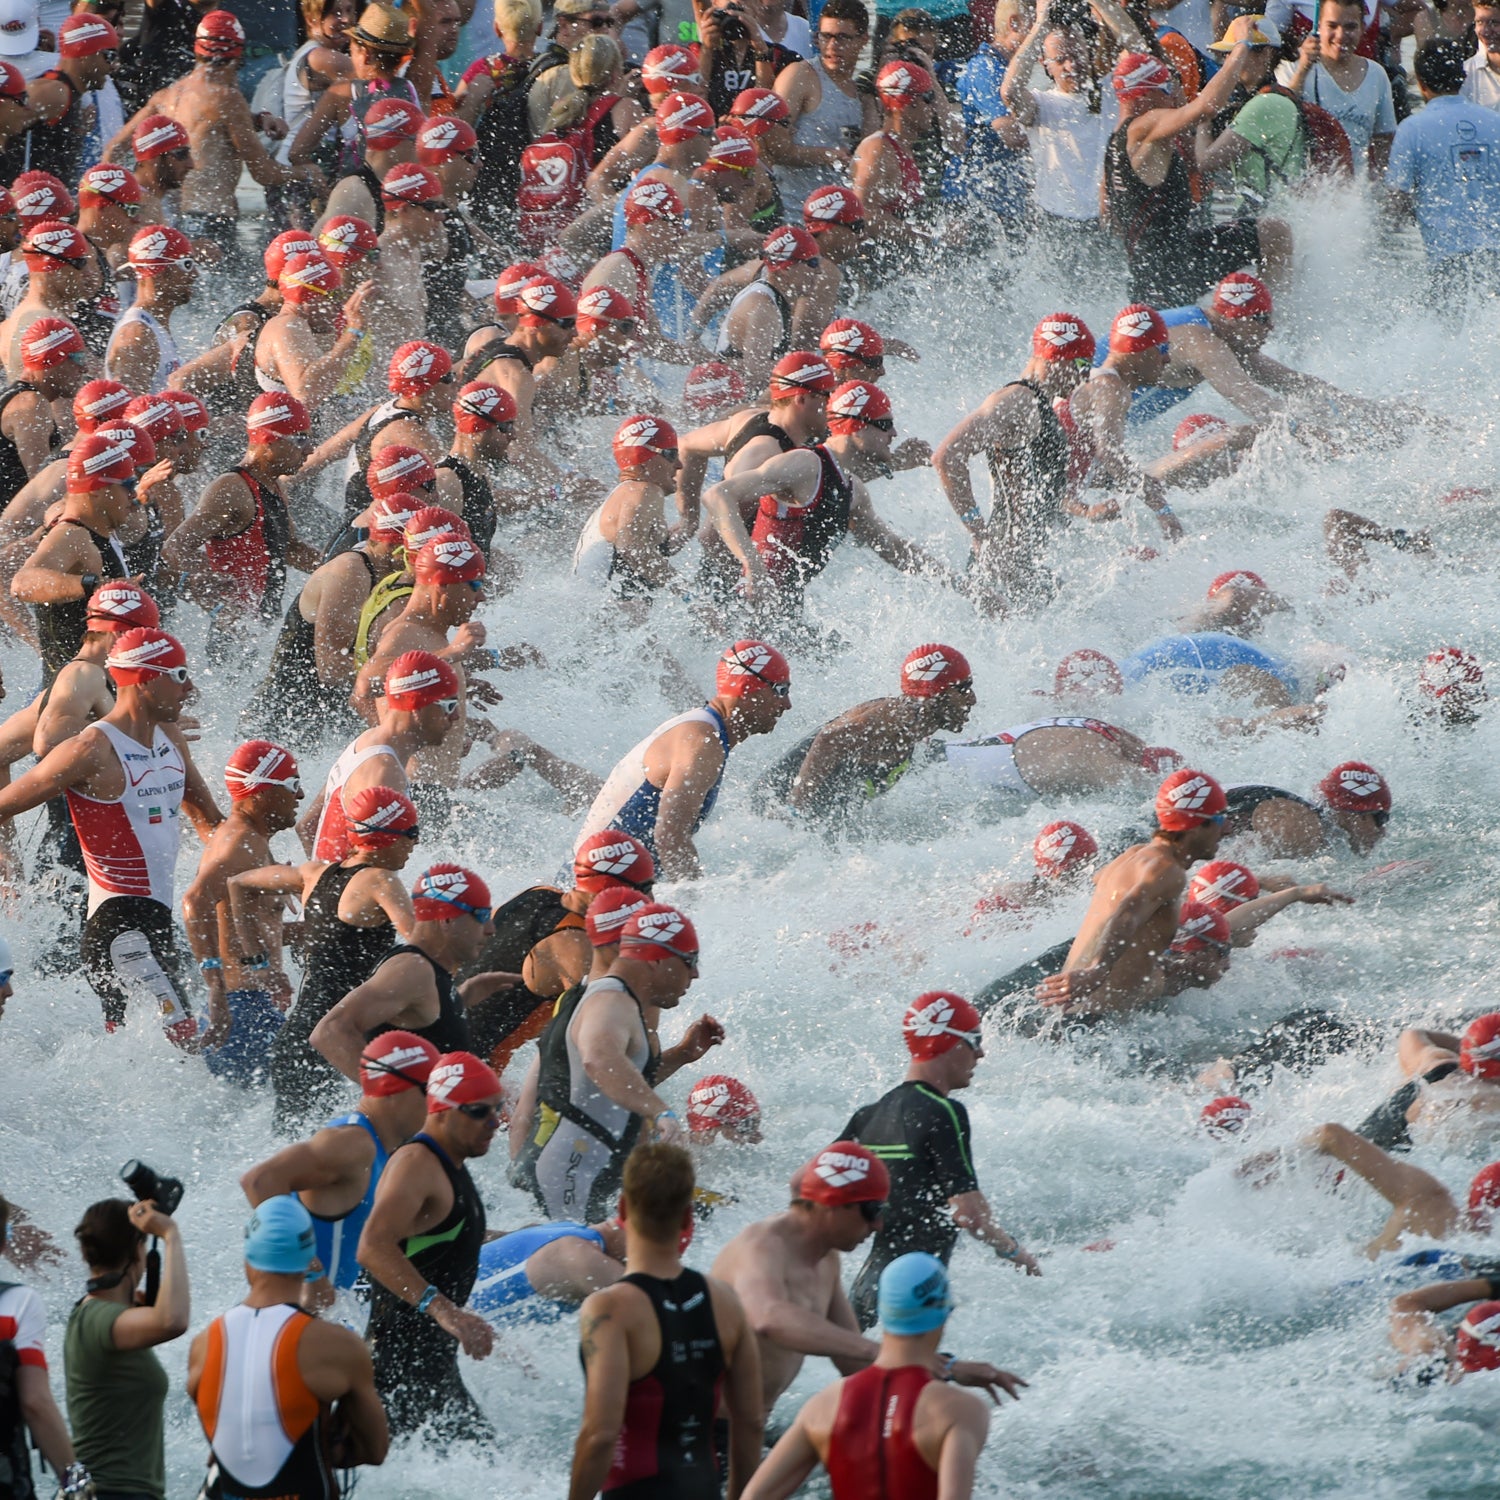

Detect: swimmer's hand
[1292, 883, 1354, 906]
[1037, 964, 1107, 1008]
[466, 677, 504, 708]
[176, 713, 203, 742]
[674, 1013, 726, 1063]
[950, 1361, 1028, 1404]
[432, 1297, 495, 1359]
[301, 1274, 336, 1313]
[449, 620, 487, 656]
[741, 552, 771, 601]
[494, 642, 546, 670]
[1154, 507, 1184, 542]
[890, 437, 931, 471]
[459, 971, 525, 1004]
[1010, 1247, 1043, 1276]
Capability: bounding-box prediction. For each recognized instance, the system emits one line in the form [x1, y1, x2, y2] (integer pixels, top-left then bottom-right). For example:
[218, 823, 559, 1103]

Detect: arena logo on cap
[884, 65, 914, 92]
[520, 280, 558, 312]
[459, 387, 504, 417]
[805, 190, 849, 221]
[1336, 767, 1384, 799]
[1118, 55, 1168, 90]
[1037, 825, 1078, 861]
[396, 345, 437, 381]
[132, 229, 178, 263]
[247, 401, 297, 431]
[690, 1081, 731, 1114]
[86, 167, 129, 195]
[29, 227, 78, 255]
[579, 288, 617, 317]
[82, 439, 134, 474]
[422, 119, 461, 149]
[824, 326, 866, 353]
[321, 222, 359, 249]
[26, 325, 78, 355]
[426, 1060, 468, 1104]
[135, 122, 183, 153]
[830, 384, 871, 419]
[383, 170, 428, 195]
[634, 909, 686, 945]
[90, 586, 145, 616]
[1195, 868, 1250, 904]
[765, 229, 802, 260]
[431, 536, 478, 569]
[388, 663, 443, 697]
[1165, 775, 1215, 811]
[109, 635, 177, 667]
[1038, 318, 1083, 347]
[18, 186, 60, 213]
[906, 994, 961, 1037]
[617, 417, 662, 448]
[630, 181, 674, 213]
[722, 642, 773, 677]
[586, 840, 643, 875]
[1217, 278, 1262, 308]
[376, 452, 428, 483]
[1116, 308, 1160, 343]
[814, 1149, 870, 1189]
[904, 649, 951, 684]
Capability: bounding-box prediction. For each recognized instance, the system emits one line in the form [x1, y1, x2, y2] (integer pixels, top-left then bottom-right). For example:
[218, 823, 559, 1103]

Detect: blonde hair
[545, 34, 622, 131]
[993, 0, 1028, 32]
[494, 0, 541, 45]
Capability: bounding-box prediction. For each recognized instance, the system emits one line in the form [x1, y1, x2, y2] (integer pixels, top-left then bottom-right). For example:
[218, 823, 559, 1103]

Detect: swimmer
[1352, 1016, 1500, 1153]
[939, 716, 1169, 805]
[1035, 768, 1227, 1017]
[1323, 505, 1435, 583]
[969, 820, 1101, 925]
[470, 1219, 625, 1322]
[253, 252, 374, 415]
[1188, 858, 1353, 947]
[106, 226, 198, 391]
[1389, 1281, 1500, 1383]
[574, 638, 792, 878]
[1176, 569, 1291, 638]
[1220, 761, 1391, 857]
[1415, 647, 1487, 729]
[757, 643, 974, 824]
[842, 993, 1039, 1330]
[573, 414, 683, 602]
[685, 1074, 763, 1143]
[1114, 632, 1304, 707]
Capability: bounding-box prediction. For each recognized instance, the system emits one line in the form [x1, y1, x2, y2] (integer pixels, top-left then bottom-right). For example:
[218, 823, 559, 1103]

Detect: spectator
[63, 1198, 189, 1500]
[695, 0, 797, 119]
[872, 0, 974, 61]
[1463, 0, 1500, 105]
[0, 1192, 85, 1500]
[953, 0, 1031, 225]
[1004, 0, 1147, 267]
[1388, 38, 1500, 301]
[0, 0, 59, 86]
[529, 0, 621, 135]
[275, 0, 355, 164]
[1276, 0, 1396, 171]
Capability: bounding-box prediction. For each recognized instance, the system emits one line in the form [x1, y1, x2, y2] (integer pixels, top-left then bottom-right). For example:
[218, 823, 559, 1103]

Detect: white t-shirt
[1273, 56, 1396, 169]
[763, 13, 812, 58]
[0, 1283, 49, 1370]
[1028, 87, 1117, 220]
[1463, 51, 1500, 110]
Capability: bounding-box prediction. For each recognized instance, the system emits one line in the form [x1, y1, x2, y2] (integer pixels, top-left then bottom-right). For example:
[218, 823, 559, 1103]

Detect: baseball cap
[412, 864, 493, 924]
[383, 649, 459, 711]
[0, 0, 38, 56]
[224, 740, 301, 800]
[901, 643, 971, 697]
[360, 1029, 439, 1096]
[1033, 311, 1095, 362]
[575, 830, 655, 893]
[878, 1252, 953, 1334]
[132, 114, 190, 159]
[1317, 762, 1390, 814]
[345, 784, 419, 849]
[1209, 15, 1282, 50]
[796, 1141, 890, 1206]
[903, 991, 982, 1058]
[716, 639, 791, 697]
[243, 1195, 316, 1274]
[1155, 769, 1228, 830]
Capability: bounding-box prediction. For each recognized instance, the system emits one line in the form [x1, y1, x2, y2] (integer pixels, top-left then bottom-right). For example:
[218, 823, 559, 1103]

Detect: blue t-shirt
[949, 43, 1029, 216]
[1387, 94, 1500, 259]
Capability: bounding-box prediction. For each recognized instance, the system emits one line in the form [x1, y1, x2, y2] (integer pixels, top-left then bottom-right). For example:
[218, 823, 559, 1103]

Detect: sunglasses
[142, 664, 190, 683]
[99, 48, 118, 62]
[857, 1199, 887, 1223]
[578, 13, 618, 26]
[1205, 813, 1226, 827]
[457, 1101, 501, 1121]
[436, 696, 460, 714]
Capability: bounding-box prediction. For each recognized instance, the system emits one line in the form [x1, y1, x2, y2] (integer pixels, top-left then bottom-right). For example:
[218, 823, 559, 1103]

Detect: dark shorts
[80, 896, 192, 1034]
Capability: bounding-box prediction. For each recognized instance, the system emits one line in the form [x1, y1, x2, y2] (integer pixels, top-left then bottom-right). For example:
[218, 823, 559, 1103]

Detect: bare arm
[1310, 1122, 1456, 1220]
[718, 1286, 765, 1500]
[576, 996, 673, 1120]
[241, 1129, 362, 1204]
[1397, 1027, 1461, 1077]
[740, 1400, 829, 1500]
[311, 954, 434, 1079]
[949, 1189, 1039, 1273]
[109, 1212, 190, 1350]
[735, 1258, 878, 1364]
[1175, 326, 1282, 423]
[570, 1294, 632, 1500]
[15, 1365, 73, 1475]
[1390, 1277, 1495, 1363]
[651, 727, 728, 880]
[1000, 1, 1050, 127]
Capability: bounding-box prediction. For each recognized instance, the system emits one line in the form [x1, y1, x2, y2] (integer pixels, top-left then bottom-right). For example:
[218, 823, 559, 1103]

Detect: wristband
[80, 571, 98, 599]
[240, 951, 269, 970]
[936, 1351, 956, 1381]
[998, 1241, 1021, 1260]
[1153, 502, 1174, 517]
[416, 1284, 440, 1314]
[960, 505, 983, 526]
[197, 957, 223, 973]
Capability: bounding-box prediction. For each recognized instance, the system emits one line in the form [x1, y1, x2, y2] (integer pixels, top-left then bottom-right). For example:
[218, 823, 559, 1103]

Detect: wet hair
[74, 1198, 143, 1272]
[546, 34, 623, 130]
[1415, 36, 1468, 91]
[820, 0, 870, 34]
[494, 0, 541, 45]
[621, 1143, 695, 1238]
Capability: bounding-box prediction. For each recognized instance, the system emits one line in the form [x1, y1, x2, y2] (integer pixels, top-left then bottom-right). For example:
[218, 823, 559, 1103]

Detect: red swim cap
[13, 173, 74, 223]
[454, 380, 517, 433]
[1032, 311, 1095, 362]
[383, 649, 459, 711]
[360, 1029, 439, 1096]
[655, 90, 715, 143]
[796, 1141, 890, 1206]
[106, 627, 187, 684]
[1171, 900, 1231, 953]
[402, 506, 469, 553]
[416, 114, 477, 163]
[1200, 1095, 1252, 1138]
[412, 864, 492, 923]
[901, 643, 972, 697]
[1460, 1015, 1500, 1080]
[623, 177, 686, 229]
[516, 274, 578, 326]
[224, 740, 300, 799]
[802, 183, 863, 231]
[278, 250, 342, 303]
[413, 534, 485, 585]
[246, 393, 311, 440]
[687, 1074, 761, 1133]
[1173, 413, 1230, 451]
[60, 13, 119, 56]
[1420, 647, 1486, 702]
[79, 164, 142, 206]
[86, 582, 159, 632]
[619, 903, 700, 964]
[1456, 1299, 1500, 1372]
[821, 318, 884, 373]
[1207, 569, 1268, 597]
[903, 991, 982, 1058]
[1112, 50, 1173, 101]
[575, 830, 656, 893]
[585, 886, 652, 945]
[768, 349, 836, 397]
[1188, 860, 1260, 912]
[762, 224, 819, 269]
[128, 223, 193, 273]
[1054, 649, 1122, 696]
[68, 431, 137, 490]
[1034, 820, 1098, 877]
[705, 128, 757, 173]
[346, 784, 420, 849]
[94, 421, 155, 473]
[577, 285, 636, 335]
[875, 59, 933, 106]
[22, 220, 88, 268]
[425, 1050, 502, 1110]
[1110, 303, 1170, 355]
[193, 8, 245, 56]
[160, 389, 208, 432]
[1212, 271, 1273, 320]
[494, 261, 544, 316]
[369, 445, 437, 498]
[1140, 745, 1184, 774]
[265, 229, 319, 282]
[389, 340, 453, 396]
[368, 493, 423, 543]
[363, 96, 424, 144]
[613, 413, 678, 469]
[1469, 1163, 1500, 1220]
[1155, 769, 1228, 830]
[827, 380, 891, 435]
[1317, 761, 1390, 813]
[123, 395, 184, 444]
[380, 163, 442, 206]
[717, 639, 791, 697]
[642, 44, 698, 93]
[132, 115, 190, 161]
[728, 86, 788, 135]
[684, 361, 746, 413]
[74, 378, 132, 431]
[20, 315, 83, 371]
[317, 215, 378, 270]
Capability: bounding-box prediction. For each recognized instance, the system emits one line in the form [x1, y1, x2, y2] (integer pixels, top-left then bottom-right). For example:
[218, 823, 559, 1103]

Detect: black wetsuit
[207, 302, 274, 417]
[973, 939, 1074, 1026]
[842, 1082, 982, 1329]
[436, 454, 498, 560]
[723, 410, 796, 466]
[983, 379, 1068, 602]
[269, 863, 394, 1134]
[368, 1132, 491, 1442]
[1356, 1061, 1461, 1152]
[1221, 784, 1323, 840]
[367, 943, 471, 1055]
[0, 381, 57, 502]
[27, 71, 89, 185]
[242, 552, 377, 743]
[34, 521, 128, 683]
[600, 1269, 725, 1500]
[757, 724, 935, 825]
[426, 212, 476, 351]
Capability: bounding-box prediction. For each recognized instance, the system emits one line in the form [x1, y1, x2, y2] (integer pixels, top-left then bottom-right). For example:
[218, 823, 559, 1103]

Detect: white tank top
[105, 306, 180, 389]
[277, 41, 321, 164]
[66, 720, 185, 915]
[312, 739, 402, 861]
[776, 54, 863, 209]
[564, 976, 650, 1144]
[572, 503, 616, 586]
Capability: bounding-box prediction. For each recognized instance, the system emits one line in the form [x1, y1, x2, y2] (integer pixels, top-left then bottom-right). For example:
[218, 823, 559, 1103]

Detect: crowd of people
[0, 0, 1494, 1491]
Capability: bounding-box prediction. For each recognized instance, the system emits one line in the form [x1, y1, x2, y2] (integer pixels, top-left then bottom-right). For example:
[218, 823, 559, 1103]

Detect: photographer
[63, 1196, 189, 1500]
[697, 0, 798, 116]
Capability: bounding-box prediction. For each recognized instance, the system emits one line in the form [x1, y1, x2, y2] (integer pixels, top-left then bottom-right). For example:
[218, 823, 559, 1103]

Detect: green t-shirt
[1228, 92, 1307, 198]
[63, 1298, 168, 1500]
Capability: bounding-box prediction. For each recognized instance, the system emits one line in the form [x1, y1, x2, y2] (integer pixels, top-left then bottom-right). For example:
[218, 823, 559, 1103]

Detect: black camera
[711, 6, 751, 42]
[120, 1160, 184, 1217]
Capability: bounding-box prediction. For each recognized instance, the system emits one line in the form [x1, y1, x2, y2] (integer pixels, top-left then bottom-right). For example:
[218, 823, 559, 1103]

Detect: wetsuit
[827, 1364, 937, 1500]
[1221, 782, 1323, 840]
[326, 401, 422, 557]
[470, 1221, 606, 1321]
[435, 454, 498, 560]
[981, 379, 1069, 599]
[368, 944, 471, 1056]
[600, 1269, 725, 1500]
[27, 71, 89, 185]
[195, 1304, 335, 1500]
[242, 552, 377, 743]
[308, 1111, 388, 1295]
[426, 211, 475, 351]
[575, 705, 732, 863]
[269, 861, 394, 1135]
[205, 468, 291, 620]
[757, 723, 934, 825]
[749, 444, 855, 596]
[1356, 1061, 1462, 1152]
[367, 1132, 491, 1442]
[842, 1082, 982, 1329]
[0, 381, 57, 503]
[1219, 1007, 1372, 1088]
[208, 302, 275, 418]
[973, 939, 1074, 1024]
[722, 410, 797, 465]
[460, 884, 585, 1071]
[525, 976, 660, 1221]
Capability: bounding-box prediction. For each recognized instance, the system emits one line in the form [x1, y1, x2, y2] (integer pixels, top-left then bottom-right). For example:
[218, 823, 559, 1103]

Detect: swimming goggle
[436, 696, 459, 715]
[735, 657, 790, 697]
[0, 969, 11, 987]
[857, 1199, 887, 1223]
[419, 887, 492, 924]
[134, 663, 190, 683]
[457, 1100, 501, 1121]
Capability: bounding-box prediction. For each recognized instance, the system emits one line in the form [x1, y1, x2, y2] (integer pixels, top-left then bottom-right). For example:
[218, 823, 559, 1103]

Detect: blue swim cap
[878, 1252, 953, 1336]
[244, 1195, 316, 1275]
